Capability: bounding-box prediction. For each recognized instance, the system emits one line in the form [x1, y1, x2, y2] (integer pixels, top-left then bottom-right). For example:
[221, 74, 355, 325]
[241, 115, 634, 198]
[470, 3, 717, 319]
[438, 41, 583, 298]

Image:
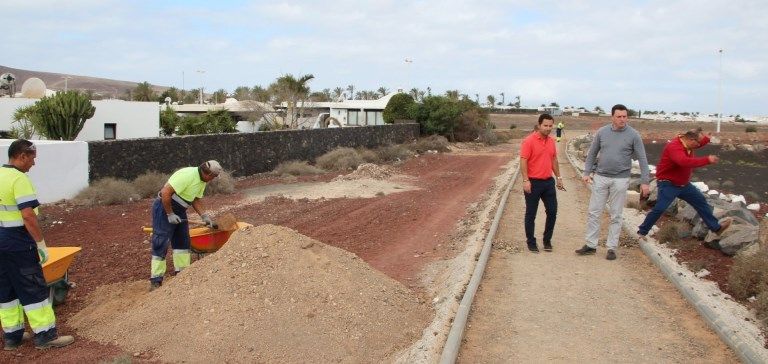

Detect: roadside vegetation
[727, 249, 768, 323]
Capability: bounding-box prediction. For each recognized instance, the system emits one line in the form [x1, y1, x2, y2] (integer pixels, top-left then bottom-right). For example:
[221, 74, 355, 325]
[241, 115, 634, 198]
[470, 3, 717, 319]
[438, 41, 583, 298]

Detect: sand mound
[333, 163, 396, 181]
[70, 225, 430, 363]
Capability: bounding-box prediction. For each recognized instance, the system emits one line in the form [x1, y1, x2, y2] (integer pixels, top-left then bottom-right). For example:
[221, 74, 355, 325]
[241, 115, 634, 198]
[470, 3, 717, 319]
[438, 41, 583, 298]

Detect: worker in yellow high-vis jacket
[0, 139, 74, 350]
[149, 160, 222, 291]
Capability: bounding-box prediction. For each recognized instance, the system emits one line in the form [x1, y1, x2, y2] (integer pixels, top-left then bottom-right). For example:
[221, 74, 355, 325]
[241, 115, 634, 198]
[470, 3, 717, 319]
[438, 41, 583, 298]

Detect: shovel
[189, 213, 239, 231]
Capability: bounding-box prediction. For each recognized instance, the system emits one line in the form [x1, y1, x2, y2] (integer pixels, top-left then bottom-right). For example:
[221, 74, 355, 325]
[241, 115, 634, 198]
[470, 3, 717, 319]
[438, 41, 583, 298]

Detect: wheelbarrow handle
[142, 220, 209, 233]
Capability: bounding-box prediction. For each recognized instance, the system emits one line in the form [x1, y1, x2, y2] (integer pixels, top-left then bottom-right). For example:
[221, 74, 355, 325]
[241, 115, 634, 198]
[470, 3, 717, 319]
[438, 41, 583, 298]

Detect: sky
[3, 0, 767, 115]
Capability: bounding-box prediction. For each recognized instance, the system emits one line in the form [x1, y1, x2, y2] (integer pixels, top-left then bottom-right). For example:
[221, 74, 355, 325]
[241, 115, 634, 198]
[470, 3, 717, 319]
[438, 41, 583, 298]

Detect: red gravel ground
[3, 145, 513, 363]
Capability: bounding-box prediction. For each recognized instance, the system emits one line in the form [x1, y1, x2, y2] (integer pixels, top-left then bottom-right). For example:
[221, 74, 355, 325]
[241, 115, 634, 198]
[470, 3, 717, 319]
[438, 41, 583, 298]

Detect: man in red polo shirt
[637, 128, 732, 238]
[520, 114, 565, 252]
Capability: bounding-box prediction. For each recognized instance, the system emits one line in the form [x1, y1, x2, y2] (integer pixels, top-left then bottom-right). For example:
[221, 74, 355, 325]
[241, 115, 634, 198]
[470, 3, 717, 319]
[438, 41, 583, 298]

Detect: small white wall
[76, 100, 159, 140]
[0, 139, 89, 203]
[0, 98, 159, 140]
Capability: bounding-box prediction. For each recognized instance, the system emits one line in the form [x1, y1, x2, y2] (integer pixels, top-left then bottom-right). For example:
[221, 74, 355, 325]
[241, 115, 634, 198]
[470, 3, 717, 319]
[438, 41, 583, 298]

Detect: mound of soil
[69, 224, 430, 363]
[333, 163, 396, 181]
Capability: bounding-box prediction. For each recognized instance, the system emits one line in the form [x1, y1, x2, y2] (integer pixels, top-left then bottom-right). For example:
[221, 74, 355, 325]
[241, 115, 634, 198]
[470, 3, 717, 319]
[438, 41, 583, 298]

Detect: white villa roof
[169, 100, 274, 113]
[280, 92, 399, 111]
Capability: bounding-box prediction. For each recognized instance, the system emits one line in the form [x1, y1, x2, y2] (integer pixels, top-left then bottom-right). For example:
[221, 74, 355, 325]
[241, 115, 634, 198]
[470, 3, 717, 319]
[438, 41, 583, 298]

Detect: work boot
[149, 281, 162, 292]
[543, 242, 553, 252]
[3, 332, 32, 351]
[35, 335, 74, 350]
[527, 244, 540, 253]
[716, 218, 732, 235]
[575, 245, 596, 255]
[606, 249, 617, 261]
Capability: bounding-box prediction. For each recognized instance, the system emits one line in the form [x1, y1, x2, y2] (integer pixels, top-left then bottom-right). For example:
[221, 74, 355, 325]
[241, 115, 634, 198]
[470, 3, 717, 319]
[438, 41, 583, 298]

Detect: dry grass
[205, 171, 236, 195]
[727, 249, 768, 300]
[407, 135, 450, 154]
[73, 178, 139, 206]
[755, 291, 768, 324]
[273, 160, 324, 176]
[132, 171, 169, 198]
[357, 148, 381, 164]
[656, 222, 684, 244]
[685, 259, 708, 273]
[375, 144, 414, 163]
[477, 128, 500, 145]
[316, 147, 365, 171]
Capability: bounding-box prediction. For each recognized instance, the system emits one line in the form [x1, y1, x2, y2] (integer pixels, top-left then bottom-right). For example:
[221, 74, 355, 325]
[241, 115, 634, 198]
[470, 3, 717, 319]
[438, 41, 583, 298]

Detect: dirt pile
[69, 224, 430, 363]
[333, 163, 396, 181]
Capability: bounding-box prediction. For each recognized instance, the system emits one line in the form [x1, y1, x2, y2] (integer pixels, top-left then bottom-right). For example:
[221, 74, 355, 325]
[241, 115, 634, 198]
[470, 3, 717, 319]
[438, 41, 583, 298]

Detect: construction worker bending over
[150, 160, 222, 291]
[0, 139, 74, 350]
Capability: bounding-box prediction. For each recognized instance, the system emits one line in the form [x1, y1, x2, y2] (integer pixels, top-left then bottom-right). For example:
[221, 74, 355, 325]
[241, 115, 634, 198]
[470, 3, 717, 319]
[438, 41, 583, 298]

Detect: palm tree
[132, 81, 156, 102]
[445, 90, 459, 101]
[427, 87, 432, 97]
[487, 95, 496, 108]
[410, 88, 419, 100]
[500, 92, 505, 105]
[515, 95, 521, 107]
[377, 87, 389, 97]
[332, 87, 344, 101]
[475, 94, 479, 103]
[269, 74, 315, 128]
[233, 86, 251, 101]
[346, 85, 355, 100]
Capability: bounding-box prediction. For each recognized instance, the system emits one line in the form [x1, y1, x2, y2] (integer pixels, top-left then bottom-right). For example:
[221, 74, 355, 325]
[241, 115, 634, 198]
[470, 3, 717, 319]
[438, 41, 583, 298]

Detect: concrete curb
[438, 157, 520, 364]
[565, 135, 768, 364]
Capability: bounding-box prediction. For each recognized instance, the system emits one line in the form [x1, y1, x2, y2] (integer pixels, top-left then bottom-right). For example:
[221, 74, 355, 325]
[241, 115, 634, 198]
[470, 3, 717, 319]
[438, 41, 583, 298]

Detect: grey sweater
[583, 124, 650, 184]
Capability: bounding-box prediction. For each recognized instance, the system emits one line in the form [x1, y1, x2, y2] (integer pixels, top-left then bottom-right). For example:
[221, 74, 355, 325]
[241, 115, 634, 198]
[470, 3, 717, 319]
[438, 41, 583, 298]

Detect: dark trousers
[150, 198, 190, 283]
[638, 181, 721, 236]
[524, 178, 558, 247]
[0, 249, 57, 345]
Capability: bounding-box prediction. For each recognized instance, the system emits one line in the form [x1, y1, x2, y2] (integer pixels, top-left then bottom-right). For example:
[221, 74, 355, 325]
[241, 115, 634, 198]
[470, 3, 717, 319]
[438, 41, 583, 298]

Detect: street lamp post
[717, 49, 723, 133]
[62, 76, 72, 92]
[196, 70, 206, 104]
[404, 58, 412, 89]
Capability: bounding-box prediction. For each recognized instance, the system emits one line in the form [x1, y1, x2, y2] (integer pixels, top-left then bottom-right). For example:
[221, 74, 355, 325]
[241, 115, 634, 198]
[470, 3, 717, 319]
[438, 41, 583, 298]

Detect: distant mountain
[0, 65, 168, 99]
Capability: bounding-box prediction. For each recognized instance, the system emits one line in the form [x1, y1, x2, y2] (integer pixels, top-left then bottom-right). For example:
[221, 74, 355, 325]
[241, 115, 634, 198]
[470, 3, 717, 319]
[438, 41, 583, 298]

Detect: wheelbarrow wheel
[48, 280, 71, 306]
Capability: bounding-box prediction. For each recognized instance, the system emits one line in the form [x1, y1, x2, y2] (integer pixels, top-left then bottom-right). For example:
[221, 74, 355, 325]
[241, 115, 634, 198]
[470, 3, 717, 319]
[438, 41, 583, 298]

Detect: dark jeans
[524, 177, 558, 247]
[638, 181, 721, 236]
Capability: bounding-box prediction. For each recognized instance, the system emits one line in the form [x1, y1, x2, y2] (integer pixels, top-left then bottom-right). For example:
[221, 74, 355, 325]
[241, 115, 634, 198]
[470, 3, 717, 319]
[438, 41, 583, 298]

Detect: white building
[281, 92, 398, 128]
[166, 98, 276, 132]
[0, 97, 160, 140]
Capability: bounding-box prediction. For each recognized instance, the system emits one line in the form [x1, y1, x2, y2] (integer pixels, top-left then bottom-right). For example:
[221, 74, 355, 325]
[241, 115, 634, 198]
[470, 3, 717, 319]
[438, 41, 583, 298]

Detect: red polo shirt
[520, 131, 556, 179]
[655, 135, 711, 186]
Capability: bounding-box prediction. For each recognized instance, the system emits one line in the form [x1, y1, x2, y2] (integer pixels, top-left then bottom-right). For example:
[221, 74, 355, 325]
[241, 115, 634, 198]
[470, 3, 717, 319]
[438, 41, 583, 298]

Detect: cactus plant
[34, 91, 96, 140]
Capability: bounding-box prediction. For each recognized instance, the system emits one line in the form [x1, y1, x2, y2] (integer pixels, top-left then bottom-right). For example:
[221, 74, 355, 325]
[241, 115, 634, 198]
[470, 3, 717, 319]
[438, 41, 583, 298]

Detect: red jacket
[654, 135, 711, 186]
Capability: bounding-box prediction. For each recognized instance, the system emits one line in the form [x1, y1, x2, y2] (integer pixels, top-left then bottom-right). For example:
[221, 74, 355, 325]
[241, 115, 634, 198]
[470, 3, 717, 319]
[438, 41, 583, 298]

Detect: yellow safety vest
[0, 165, 39, 228]
[167, 167, 206, 207]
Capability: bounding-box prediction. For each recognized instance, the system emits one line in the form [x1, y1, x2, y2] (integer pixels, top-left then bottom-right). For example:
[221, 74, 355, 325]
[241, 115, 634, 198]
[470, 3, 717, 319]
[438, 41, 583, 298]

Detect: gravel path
[458, 139, 738, 363]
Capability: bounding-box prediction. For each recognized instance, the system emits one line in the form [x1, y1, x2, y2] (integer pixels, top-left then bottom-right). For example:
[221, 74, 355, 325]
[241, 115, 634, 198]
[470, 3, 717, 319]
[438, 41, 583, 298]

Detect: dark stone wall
[88, 124, 419, 181]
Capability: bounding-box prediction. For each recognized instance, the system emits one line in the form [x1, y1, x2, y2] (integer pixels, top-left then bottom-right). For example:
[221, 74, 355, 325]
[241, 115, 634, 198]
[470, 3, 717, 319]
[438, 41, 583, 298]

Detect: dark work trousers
[524, 177, 558, 248]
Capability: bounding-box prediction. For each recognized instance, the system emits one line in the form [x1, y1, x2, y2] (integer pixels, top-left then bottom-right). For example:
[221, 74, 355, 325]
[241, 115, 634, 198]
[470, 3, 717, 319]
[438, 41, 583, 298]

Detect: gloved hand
[167, 213, 182, 224]
[37, 240, 49, 264]
[201, 214, 214, 228]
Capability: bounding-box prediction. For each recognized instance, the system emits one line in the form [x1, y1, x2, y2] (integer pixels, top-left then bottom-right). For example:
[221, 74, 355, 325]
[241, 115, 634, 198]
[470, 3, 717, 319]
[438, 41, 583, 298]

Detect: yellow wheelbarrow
[142, 221, 251, 258]
[42, 247, 82, 306]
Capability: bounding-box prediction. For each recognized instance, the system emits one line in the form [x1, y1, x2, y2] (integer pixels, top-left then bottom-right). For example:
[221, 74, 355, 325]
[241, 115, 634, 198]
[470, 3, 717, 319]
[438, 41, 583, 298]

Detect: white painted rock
[746, 203, 760, 211]
[692, 181, 709, 192]
[708, 190, 719, 196]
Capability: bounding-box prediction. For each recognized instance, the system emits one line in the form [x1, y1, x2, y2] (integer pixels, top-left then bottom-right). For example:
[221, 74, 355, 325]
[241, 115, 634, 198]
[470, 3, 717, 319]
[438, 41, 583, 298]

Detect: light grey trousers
[585, 174, 630, 249]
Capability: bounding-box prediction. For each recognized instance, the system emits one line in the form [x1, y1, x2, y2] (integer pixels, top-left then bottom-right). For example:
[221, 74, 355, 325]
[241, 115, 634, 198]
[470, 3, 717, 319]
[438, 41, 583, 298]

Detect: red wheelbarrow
[142, 221, 251, 257]
[42, 247, 82, 305]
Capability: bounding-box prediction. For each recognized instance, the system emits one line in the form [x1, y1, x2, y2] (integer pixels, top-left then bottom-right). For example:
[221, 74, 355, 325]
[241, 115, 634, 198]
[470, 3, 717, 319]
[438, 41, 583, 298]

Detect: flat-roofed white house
[0, 97, 160, 140]
[280, 92, 400, 128]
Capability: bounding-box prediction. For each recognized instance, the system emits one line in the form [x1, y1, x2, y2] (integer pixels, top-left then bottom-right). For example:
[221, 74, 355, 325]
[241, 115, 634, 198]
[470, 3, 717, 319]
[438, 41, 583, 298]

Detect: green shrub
[133, 171, 170, 198]
[383, 93, 415, 124]
[454, 108, 486, 142]
[745, 125, 757, 133]
[316, 147, 365, 171]
[375, 144, 414, 162]
[205, 171, 236, 195]
[73, 178, 139, 206]
[407, 135, 450, 154]
[727, 249, 768, 300]
[273, 161, 324, 176]
[159, 107, 180, 136]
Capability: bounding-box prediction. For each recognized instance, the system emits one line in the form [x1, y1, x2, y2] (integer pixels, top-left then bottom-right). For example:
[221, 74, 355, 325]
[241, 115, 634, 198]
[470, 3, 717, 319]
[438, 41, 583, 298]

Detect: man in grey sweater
[576, 104, 650, 260]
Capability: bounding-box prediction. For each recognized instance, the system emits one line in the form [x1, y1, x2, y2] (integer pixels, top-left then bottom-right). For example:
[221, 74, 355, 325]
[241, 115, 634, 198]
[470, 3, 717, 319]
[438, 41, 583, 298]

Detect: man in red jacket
[637, 128, 731, 237]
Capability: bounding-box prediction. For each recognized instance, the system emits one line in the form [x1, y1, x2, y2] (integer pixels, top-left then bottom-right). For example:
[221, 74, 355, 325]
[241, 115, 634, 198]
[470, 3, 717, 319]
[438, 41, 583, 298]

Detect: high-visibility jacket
[166, 167, 207, 209]
[0, 165, 39, 251]
[557, 122, 564, 129]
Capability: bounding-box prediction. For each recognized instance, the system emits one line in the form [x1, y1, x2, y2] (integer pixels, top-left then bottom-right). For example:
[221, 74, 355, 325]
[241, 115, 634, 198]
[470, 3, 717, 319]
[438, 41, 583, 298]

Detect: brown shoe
[35, 335, 74, 349]
[3, 332, 32, 351]
[715, 218, 732, 235]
